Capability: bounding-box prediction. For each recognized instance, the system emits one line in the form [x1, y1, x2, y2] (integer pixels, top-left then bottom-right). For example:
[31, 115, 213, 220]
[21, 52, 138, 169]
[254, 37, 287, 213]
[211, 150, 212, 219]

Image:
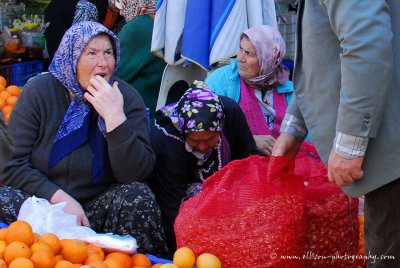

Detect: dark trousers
[365, 178, 400, 267]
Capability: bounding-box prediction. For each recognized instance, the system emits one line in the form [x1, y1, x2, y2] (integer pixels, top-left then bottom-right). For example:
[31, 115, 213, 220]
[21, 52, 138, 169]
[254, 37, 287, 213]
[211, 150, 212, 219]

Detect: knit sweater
[1, 73, 155, 201]
[0, 111, 12, 173]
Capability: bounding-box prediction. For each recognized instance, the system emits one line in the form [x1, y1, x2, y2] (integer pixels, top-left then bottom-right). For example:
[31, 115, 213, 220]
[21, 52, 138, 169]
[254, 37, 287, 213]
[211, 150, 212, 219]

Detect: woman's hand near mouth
[84, 75, 127, 132]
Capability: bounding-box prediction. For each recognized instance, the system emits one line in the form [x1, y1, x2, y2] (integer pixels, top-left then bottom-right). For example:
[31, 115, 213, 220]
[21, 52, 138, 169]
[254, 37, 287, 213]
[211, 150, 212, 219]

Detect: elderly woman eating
[206, 25, 294, 156]
[0, 21, 167, 256]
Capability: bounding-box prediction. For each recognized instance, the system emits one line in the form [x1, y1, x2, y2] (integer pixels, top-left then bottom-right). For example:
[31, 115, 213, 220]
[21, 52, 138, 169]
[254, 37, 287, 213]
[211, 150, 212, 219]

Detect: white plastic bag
[18, 196, 138, 254]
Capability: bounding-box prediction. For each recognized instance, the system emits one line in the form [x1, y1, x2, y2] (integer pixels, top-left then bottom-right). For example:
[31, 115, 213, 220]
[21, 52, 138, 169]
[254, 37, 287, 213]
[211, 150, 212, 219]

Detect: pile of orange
[0, 220, 159, 268]
[0, 75, 21, 124]
[0, 220, 222, 268]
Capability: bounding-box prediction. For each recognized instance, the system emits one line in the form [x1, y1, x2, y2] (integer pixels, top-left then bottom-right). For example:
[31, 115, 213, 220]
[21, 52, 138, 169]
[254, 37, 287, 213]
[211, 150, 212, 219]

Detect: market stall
[0, 0, 49, 86]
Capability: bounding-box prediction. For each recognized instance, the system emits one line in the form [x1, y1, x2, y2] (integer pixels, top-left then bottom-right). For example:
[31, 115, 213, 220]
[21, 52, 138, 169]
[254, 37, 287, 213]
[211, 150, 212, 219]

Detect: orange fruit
[0, 228, 8, 241]
[85, 260, 108, 268]
[0, 239, 7, 259]
[159, 264, 178, 268]
[0, 91, 11, 100]
[30, 240, 53, 254]
[103, 258, 123, 268]
[72, 264, 83, 268]
[6, 221, 34, 246]
[55, 254, 64, 262]
[0, 98, 5, 109]
[0, 259, 7, 268]
[4, 111, 10, 124]
[33, 232, 41, 243]
[39, 233, 62, 255]
[196, 253, 221, 268]
[61, 239, 88, 264]
[173, 247, 196, 268]
[4, 241, 32, 264]
[8, 257, 34, 268]
[131, 253, 151, 268]
[6, 85, 21, 97]
[151, 264, 163, 268]
[85, 253, 104, 264]
[55, 260, 74, 268]
[0, 76, 6, 87]
[105, 252, 131, 268]
[0, 84, 5, 93]
[6, 96, 18, 106]
[2, 105, 12, 115]
[31, 250, 56, 268]
[86, 244, 105, 259]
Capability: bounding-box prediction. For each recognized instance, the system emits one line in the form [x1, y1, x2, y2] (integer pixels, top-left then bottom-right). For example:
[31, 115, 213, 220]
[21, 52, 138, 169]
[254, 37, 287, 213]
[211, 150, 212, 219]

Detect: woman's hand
[271, 132, 302, 158]
[50, 189, 90, 227]
[254, 135, 276, 155]
[84, 75, 127, 132]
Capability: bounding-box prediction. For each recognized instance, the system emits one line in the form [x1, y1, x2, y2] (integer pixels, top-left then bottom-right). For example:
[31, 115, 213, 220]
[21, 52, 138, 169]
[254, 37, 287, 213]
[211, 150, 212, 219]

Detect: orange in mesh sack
[295, 142, 359, 268]
[175, 155, 306, 268]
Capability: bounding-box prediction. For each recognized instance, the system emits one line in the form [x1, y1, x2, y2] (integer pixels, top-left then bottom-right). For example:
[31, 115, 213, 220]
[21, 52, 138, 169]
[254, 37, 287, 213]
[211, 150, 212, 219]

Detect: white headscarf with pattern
[111, 0, 156, 22]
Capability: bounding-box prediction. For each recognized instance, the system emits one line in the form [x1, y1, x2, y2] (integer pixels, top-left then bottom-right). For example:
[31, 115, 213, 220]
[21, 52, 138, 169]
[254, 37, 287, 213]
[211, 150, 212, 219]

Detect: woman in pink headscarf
[206, 25, 293, 156]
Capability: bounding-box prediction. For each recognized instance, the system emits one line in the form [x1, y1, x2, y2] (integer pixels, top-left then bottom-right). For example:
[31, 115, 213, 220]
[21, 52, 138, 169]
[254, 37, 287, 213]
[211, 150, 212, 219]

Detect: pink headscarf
[241, 25, 290, 89]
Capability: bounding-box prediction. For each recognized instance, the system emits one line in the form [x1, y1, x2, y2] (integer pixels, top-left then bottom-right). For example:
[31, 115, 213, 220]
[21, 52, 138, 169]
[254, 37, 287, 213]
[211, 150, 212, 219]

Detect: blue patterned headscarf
[48, 21, 120, 183]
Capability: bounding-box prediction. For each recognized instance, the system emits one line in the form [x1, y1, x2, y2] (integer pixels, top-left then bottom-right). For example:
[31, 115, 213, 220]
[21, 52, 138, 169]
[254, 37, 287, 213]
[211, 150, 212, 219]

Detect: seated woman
[149, 80, 258, 254]
[206, 25, 294, 156]
[0, 21, 167, 256]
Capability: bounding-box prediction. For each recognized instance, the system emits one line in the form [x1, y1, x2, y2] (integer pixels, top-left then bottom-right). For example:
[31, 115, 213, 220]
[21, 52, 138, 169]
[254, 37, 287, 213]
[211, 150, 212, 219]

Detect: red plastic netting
[175, 155, 306, 267]
[296, 142, 359, 267]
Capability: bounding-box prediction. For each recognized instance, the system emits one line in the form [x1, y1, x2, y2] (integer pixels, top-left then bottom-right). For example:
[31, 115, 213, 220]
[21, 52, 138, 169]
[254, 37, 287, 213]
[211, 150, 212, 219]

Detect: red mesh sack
[295, 142, 359, 267]
[175, 155, 306, 267]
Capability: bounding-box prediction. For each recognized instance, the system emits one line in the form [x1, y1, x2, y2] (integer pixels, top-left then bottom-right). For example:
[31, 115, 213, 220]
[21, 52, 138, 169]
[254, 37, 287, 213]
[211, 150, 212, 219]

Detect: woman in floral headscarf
[206, 25, 295, 156]
[0, 21, 168, 256]
[149, 80, 258, 254]
[113, 0, 166, 122]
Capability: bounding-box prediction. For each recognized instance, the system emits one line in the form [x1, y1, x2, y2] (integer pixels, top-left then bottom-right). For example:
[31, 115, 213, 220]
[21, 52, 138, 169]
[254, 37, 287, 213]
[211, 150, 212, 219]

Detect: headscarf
[112, 0, 156, 22]
[241, 25, 290, 89]
[73, 0, 101, 24]
[155, 80, 224, 140]
[155, 81, 229, 181]
[48, 21, 120, 183]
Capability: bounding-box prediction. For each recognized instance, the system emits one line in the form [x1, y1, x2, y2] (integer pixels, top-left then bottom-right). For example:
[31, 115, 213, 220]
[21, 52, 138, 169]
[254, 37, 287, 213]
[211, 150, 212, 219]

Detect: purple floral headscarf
[155, 80, 229, 182]
[156, 80, 224, 140]
[241, 25, 289, 89]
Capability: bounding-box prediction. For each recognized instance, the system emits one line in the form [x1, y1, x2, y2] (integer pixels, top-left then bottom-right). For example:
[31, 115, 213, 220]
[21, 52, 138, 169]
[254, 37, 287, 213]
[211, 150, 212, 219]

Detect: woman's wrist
[50, 189, 68, 204]
[105, 113, 127, 132]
